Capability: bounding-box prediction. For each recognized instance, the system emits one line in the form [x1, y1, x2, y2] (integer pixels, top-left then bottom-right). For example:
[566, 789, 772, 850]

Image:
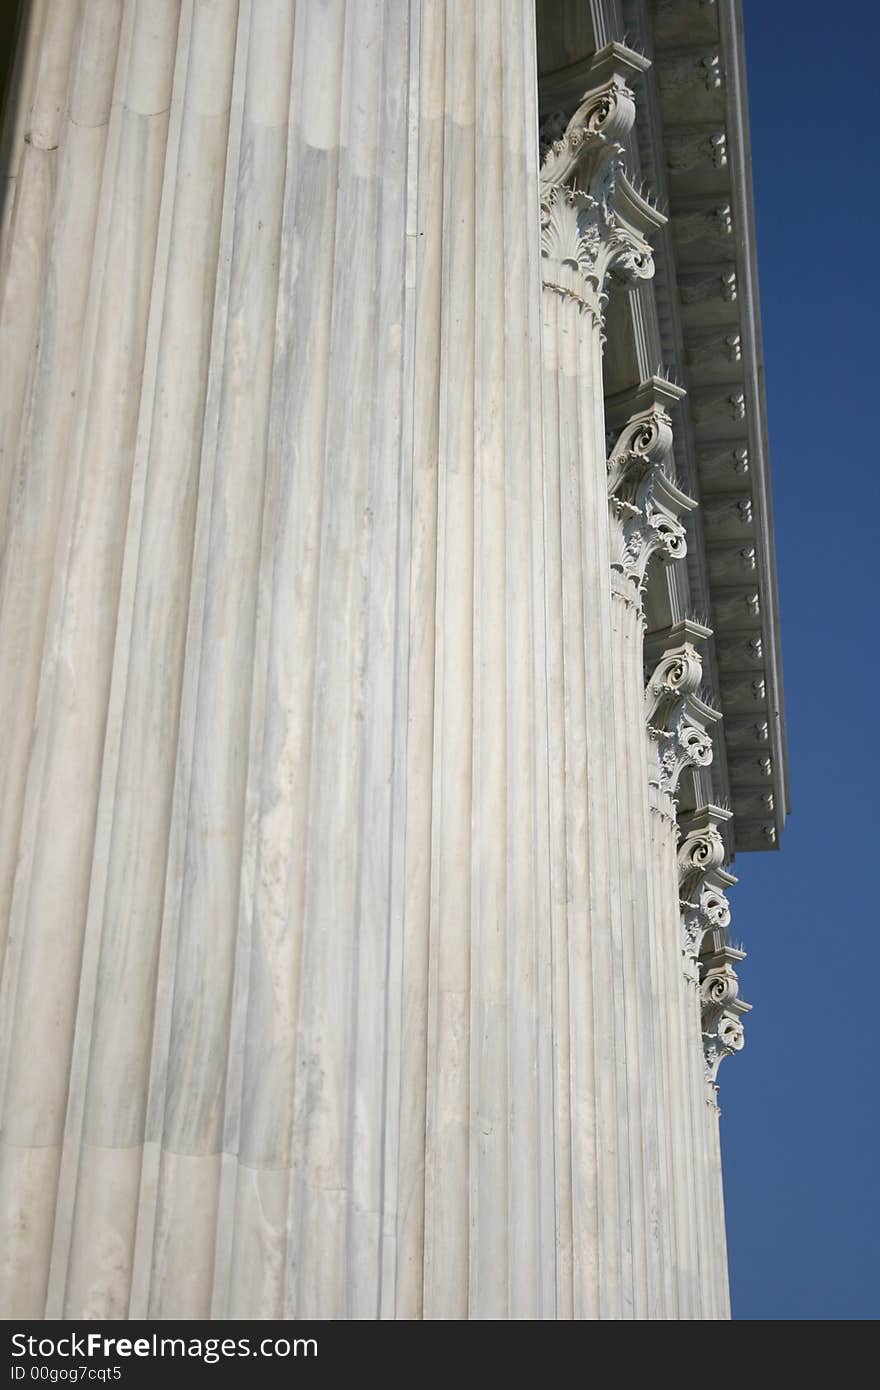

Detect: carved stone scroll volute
[539, 44, 665, 322]
[645, 636, 720, 812]
[677, 805, 736, 985]
[700, 944, 751, 1087]
[676, 804, 751, 1098]
[606, 378, 696, 607]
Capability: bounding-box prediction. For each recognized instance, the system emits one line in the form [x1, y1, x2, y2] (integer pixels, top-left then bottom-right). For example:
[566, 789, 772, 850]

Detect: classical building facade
[0, 0, 787, 1319]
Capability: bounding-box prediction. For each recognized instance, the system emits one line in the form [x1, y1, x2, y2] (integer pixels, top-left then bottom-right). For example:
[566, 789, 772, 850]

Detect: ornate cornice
[539, 45, 665, 322]
[606, 377, 695, 599]
[632, 0, 790, 853]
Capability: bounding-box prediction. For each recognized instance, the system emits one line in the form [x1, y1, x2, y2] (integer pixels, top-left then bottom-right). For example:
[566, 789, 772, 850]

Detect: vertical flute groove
[0, 1, 756, 1323]
[423, 0, 475, 1320]
[0, 0, 79, 549]
[0, 0, 182, 1318]
[395, 0, 443, 1322]
[0, 0, 124, 977]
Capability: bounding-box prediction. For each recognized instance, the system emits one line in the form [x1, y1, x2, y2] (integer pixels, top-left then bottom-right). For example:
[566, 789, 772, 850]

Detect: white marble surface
[0, 1, 733, 1320]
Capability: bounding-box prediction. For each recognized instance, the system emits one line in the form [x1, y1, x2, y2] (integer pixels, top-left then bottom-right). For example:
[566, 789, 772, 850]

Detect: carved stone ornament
[645, 637, 720, 802]
[716, 631, 763, 667]
[712, 588, 760, 626]
[700, 944, 751, 1086]
[676, 802, 750, 1099]
[673, 203, 733, 248]
[701, 493, 753, 537]
[539, 44, 664, 323]
[677, 805, 736, 985]
[724, 715, 770, 748]
[679, 267, 737, 306]
[719, 672, 766, 706]
[708, 544, 757, 583]
[686, 331, 742, 367]
[606, 379, 695, 598]
[697, 442, 749, 480]
[666, 127, 727, 174]
[656, 50, 723, 97]
[691, 388, 746, 424]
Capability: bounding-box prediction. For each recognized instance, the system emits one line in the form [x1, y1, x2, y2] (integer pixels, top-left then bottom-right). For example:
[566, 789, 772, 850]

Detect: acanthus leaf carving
[606, 379, 695, 599]
[676, 804, 750, 1100]
[677, 805, 735, 984]
[645, 638, 720, 803]
[540, 46, 663, 322]
[700, 944, 750, 1087]
[675, 806, 750, 1095]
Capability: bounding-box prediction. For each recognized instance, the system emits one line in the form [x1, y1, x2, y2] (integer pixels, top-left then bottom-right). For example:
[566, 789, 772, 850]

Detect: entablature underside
[537, 0, 789, 858]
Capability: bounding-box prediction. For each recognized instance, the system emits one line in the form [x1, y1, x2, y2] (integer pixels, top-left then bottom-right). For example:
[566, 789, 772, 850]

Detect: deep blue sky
[719, 0, 880, 1321]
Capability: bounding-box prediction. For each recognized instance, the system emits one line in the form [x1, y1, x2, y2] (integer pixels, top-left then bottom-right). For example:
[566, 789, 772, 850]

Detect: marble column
[675, 782, 747, 1321]
[644, 631, 726, 1318]
[1, 0, 186, 1317]
[538, 45, 671, 1319]
[697, 929, 749, 1319]
[677, 804, 734, 1318]
[0, 3, 740, 1323]
[0, 0, 554, 1321]
[605, 380, 695, 1319]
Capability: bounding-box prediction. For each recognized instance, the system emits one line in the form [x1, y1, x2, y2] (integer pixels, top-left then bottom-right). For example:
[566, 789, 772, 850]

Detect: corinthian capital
[606, 378, 695, 599]
[678, 805, 736, 984]
[700, 944, 751, 1086]
[645, 635, 720, 802]
[539, 44, 664, 320]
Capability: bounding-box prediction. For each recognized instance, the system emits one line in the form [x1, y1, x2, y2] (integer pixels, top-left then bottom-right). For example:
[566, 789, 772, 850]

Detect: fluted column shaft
[537, 47, 681, 1319]
[650, 795, 703, 1316]
[419, 0, 553, 1321]
[0, 0, 552, 1321]
[0, 0, 124, 967]
[609, 582, 673, 1318]
[1, 0, 184, 1316]
[541, 286, 627, 1317]
[684, 920, 721, 1318]
[706, 1104, 732, 1319]
[0, 4, 738, 1323]
[646, 668, 732, 1319]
